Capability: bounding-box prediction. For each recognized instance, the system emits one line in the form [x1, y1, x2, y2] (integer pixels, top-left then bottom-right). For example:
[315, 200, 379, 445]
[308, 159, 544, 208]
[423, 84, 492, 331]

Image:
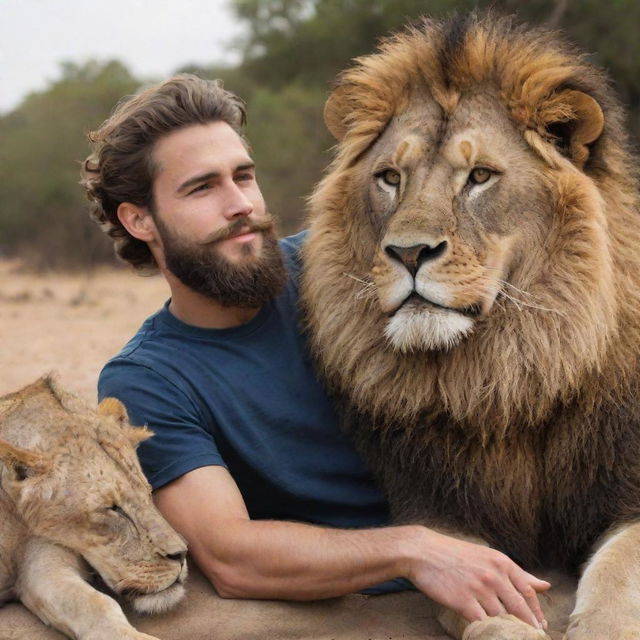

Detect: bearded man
[83, 74, 548, 628]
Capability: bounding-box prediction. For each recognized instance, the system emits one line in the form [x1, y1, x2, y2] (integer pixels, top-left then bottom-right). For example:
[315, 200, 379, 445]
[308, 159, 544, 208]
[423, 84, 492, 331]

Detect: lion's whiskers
[343, 272, 377, 300]
[457, 276, 566, 316]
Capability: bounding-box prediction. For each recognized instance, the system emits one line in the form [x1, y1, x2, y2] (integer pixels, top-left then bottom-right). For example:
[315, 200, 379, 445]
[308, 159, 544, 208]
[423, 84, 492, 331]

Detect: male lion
[302, 12, 640, 640]
[0, 376, 187, 640]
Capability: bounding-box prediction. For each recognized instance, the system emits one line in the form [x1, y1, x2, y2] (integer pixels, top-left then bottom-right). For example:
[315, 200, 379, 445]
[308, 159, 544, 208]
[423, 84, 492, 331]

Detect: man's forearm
[191, 518, 423, 600]
[154, 467, 549, 626]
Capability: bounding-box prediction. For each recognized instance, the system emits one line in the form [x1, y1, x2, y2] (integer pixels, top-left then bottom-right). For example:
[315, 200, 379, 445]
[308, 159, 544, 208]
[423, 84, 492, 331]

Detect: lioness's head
[0, 377, 187, 614]
[303, 13, 639, 426]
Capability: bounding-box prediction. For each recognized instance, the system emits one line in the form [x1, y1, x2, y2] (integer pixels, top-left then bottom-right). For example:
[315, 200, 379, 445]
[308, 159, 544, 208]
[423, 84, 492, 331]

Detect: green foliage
[234, 0, 479, 88]
[2, 1, 639, 269]
[0, 60, 139, 269]
[246, 83, 334, 234]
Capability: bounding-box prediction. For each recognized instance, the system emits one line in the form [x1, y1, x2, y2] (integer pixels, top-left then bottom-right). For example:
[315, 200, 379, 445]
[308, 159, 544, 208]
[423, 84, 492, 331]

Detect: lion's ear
[540, 89, 604, 168]
[324, 84, 351, 141]
[0, 439, 51, 480]
[97, 397, 129, 424]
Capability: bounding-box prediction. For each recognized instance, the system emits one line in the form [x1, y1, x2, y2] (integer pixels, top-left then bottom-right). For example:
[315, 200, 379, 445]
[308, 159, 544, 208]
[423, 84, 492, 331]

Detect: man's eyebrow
[177, 171, 219, 193]
[177, 163, 256, 193]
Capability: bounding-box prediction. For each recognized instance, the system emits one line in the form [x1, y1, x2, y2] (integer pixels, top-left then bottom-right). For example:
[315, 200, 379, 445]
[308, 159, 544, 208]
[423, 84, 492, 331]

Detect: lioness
[0, 376, 187, 640]
[302, 12, 640, 640]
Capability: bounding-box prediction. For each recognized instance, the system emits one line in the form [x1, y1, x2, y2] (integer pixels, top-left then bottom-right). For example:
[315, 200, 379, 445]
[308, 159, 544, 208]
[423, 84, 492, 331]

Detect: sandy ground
[1, 259, 579, 639]
[0, 259, 170, 402]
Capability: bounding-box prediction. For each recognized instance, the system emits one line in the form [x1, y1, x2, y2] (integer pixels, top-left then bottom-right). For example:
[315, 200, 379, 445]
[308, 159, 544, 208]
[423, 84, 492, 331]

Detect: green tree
[0, 60, 140, 268]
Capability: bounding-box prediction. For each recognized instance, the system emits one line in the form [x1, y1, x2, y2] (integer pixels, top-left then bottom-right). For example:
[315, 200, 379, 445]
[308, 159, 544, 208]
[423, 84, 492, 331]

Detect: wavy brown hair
[80, 74, 247, 271]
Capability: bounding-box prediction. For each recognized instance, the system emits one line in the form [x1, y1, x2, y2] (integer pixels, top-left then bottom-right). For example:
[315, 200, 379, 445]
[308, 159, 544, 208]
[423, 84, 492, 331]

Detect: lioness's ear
[540, 89, 604, 168]
[324, 84, 351, 141]
[126, 426, 153, 448]
[97, 397, 129, 424]
[0, 439, 51, 480]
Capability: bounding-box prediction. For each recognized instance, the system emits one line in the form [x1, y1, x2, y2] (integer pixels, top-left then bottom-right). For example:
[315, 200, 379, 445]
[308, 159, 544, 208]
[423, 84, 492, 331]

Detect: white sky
[0, 0, 245, 114]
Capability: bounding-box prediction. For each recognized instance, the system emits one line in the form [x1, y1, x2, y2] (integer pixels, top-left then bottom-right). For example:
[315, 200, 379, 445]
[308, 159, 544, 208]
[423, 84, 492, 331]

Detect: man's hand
[405, 528, 550, 629]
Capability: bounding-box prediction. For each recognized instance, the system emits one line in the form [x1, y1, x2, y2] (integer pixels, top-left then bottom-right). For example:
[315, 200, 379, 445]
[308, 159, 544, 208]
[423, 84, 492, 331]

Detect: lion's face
[304, 14, 625, 427]
[357, 91, 553, 352]
[0, 382, 187, 614]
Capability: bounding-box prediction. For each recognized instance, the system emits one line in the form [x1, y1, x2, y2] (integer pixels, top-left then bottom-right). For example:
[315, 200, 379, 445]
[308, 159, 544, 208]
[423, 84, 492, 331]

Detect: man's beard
[155, 214, 287, 308]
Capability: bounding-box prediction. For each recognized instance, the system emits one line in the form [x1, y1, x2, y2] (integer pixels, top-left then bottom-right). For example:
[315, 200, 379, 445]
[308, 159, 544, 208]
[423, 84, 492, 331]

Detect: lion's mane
[301, 12, 640, 568]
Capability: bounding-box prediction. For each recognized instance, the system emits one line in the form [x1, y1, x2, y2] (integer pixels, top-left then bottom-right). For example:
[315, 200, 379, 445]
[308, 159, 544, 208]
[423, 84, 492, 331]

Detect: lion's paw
[565, 613, 640, 640]
[463, 614, 549, 640]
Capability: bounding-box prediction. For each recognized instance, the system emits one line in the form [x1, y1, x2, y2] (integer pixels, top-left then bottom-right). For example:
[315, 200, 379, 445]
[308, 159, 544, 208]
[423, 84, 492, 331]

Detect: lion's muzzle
[384, 240, 448, 277]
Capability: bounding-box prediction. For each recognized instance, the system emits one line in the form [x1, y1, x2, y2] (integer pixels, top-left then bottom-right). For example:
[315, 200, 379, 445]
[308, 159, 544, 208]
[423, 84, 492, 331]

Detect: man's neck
[166, 273, 260, 329]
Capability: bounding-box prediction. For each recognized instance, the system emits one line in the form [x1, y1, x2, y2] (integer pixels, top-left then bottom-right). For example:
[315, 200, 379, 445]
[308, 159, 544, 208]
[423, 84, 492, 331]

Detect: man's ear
[117, 202, 157, 243]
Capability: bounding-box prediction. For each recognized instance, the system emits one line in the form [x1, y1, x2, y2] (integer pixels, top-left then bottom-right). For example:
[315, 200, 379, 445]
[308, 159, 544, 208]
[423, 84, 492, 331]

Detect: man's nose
[223, 181, 253, 219]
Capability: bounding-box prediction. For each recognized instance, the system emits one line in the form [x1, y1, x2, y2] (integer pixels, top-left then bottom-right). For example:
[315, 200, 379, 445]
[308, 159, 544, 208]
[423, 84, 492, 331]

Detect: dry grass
[0, 260, 169, 402]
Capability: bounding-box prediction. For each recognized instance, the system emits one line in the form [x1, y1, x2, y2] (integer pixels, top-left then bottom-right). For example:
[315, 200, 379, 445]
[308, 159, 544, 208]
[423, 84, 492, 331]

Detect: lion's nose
[164, 549, 187, 563]
[385, 241, 448, 277]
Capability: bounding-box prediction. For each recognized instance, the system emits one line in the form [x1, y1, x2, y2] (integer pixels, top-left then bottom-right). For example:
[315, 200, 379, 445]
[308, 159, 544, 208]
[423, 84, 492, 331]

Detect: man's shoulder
[98, 306, 178, 395]
[102, 307, 163, 366]
[279, 229, 308, 252]
[279, 230, 308, 269]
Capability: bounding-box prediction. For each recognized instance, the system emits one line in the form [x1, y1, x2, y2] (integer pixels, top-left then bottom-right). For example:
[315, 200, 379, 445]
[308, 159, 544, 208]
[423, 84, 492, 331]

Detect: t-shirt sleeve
[98, 359, 227, 490]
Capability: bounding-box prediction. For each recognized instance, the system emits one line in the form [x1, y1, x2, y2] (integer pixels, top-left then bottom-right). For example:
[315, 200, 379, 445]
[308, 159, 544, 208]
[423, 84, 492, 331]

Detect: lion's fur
[0, 376, 187, 639]
[302, 12, 640, 570]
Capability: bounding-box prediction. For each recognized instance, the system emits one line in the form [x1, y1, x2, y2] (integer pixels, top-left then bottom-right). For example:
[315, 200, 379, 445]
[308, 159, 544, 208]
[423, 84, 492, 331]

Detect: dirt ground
[0, 259, 170, 402]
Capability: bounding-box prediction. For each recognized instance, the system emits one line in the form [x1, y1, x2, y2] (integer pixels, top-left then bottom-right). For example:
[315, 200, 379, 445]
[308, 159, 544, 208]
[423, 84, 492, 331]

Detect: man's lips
[222, 229, 257, 243]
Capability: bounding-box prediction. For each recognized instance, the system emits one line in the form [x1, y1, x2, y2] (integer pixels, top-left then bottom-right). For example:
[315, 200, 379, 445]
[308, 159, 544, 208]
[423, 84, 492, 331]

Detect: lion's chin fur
[385, 308, 474, 353]
[131, 581, 186, 615]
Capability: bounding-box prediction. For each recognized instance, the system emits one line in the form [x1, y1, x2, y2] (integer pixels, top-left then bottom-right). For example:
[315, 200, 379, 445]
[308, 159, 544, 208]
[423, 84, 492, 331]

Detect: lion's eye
[468, 167, 492, 185]
[379, 169, 401, 187]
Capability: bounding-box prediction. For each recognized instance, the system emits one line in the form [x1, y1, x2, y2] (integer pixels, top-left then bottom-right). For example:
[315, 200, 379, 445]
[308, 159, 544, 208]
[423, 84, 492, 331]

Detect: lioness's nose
[164, 549, 187, 563]
[385, 241, 448, 276]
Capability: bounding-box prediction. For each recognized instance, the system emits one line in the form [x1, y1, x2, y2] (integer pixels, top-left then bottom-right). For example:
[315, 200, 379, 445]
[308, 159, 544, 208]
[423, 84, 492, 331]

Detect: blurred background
[1, 0, 639, 399]
[1, 0, 639, 271]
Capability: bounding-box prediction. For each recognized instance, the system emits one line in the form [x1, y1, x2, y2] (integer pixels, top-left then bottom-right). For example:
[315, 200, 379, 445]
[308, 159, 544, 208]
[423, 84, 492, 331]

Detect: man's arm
[154, 465, 549, 628]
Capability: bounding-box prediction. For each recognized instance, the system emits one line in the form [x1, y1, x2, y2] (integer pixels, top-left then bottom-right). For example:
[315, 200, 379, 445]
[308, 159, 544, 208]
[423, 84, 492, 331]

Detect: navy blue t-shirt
[99, 232, 413, 594]
[99, 233, 390, 529]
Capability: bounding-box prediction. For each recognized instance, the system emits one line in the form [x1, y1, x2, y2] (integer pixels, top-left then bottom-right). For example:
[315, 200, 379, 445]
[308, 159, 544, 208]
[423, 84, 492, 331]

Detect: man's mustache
[201, 215, 276, 245]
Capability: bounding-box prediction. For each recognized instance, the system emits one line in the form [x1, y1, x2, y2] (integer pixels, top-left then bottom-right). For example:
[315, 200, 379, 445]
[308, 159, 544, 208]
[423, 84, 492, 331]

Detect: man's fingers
[527, 574, 551, 592]
[497, 584, 541, 628]
[476, 595, 506, 618]
[460, 600, 488, 623]
[511, 571, 550, 624]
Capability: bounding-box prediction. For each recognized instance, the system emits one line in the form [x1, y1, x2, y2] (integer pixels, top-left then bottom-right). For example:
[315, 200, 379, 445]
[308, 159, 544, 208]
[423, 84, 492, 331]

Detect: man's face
[148, 121, 285, 307]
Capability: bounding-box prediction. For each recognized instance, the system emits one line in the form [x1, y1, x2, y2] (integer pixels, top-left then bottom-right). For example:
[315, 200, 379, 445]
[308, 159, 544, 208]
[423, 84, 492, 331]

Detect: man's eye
[467, 167, 493, 186]
[189, 183, 210, 195]
[235, 173, 254, 182]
